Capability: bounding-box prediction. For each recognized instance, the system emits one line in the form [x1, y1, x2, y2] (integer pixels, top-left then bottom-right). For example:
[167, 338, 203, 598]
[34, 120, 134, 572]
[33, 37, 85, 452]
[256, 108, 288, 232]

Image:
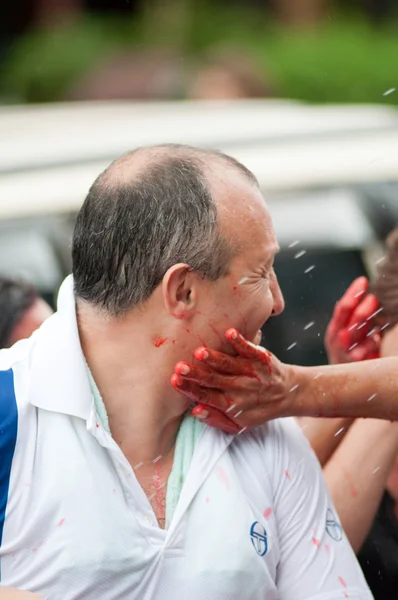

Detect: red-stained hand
[325, 276, 382, 364]
[171, 329, 294, 434]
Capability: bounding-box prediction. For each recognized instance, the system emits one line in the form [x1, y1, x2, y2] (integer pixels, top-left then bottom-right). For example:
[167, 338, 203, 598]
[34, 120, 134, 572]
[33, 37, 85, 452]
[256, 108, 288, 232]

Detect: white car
[1, 99, 398, 363]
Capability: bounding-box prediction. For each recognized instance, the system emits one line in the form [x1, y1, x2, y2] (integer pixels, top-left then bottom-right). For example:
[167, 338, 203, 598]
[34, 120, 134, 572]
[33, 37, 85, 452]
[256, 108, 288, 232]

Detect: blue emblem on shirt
[325, 509, 343, 541]
[250, 521, 268, 556]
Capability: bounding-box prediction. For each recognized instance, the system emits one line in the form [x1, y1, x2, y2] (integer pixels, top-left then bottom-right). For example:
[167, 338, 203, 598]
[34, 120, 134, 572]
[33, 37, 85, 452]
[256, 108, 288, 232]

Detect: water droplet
[304, 321, 315, 330]
[294, 250, 306, 259]
[287, 342, 297, 350]
[383, 88, 396, 96]
[304, 265, 315, 273]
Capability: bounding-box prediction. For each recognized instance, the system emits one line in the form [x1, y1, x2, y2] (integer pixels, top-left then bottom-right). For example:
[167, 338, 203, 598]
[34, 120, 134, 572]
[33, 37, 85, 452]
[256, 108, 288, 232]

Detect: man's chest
[134, 459, 174, 529]
[2, 417, 280, 599]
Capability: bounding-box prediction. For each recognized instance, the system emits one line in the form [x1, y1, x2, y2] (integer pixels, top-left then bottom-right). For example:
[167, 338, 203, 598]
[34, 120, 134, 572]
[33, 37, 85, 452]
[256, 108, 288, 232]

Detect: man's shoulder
[230, 417, 315, 473]
[234, 417, 305, 450]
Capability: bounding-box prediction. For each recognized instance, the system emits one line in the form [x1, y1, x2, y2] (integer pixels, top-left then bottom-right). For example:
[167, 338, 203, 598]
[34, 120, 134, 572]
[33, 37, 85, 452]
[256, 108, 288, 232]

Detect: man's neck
[77, 304, 191, 466]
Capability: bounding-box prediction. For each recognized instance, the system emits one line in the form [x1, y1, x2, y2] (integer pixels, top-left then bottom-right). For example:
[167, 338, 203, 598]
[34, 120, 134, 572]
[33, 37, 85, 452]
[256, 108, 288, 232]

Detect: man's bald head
[72, 144, 258, 315]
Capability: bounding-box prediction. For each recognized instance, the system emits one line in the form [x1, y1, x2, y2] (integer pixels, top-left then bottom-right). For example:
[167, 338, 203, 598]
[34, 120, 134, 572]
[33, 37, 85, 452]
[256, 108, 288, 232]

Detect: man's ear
[162, 264, 200, 319]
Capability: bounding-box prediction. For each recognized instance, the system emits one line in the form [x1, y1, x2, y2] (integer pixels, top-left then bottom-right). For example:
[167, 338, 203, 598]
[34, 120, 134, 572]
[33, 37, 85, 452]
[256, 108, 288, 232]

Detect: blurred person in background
[187, 47, 273, 100]
[0, 276, 53, 348]
[304, 228, 398, 600]
[67, 50, 185, 101]
[66, 46, 273, 103]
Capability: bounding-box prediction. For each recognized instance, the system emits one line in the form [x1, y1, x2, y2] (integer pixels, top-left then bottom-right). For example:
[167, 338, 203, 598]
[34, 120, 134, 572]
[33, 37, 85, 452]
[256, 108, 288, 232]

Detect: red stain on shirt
[324, 544, 330, 553]
[216, 466, 230, 491]
[153, 336, 168, 348]
[284, 470, 291, 480]
[263, 507, 273, 520]
[58, 518, 65, 527]
[32, 541, 44, 552]
[312, 537, 320, 548]
[205, 497, 210, 503]
[338, 576, 347, 588]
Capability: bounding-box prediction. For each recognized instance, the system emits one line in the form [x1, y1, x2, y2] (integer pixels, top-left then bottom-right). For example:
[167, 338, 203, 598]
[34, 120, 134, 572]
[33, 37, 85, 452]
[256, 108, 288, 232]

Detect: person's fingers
[194, 347, 256, 376]
[340, 295, 381, 349]
[225, 329, 272, 369]
[327, 277, 368, 339]
[347, 294, 380, 329]
[349, 337, 380, 362]
[170, 373, 234, 412]
[192, 404, 240, 434]
[174, 361, 242, 389]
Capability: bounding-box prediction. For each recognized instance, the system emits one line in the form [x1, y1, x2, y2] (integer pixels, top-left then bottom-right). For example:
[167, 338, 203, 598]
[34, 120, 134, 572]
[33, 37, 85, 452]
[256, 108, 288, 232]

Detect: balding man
[0, 145, 372, 599]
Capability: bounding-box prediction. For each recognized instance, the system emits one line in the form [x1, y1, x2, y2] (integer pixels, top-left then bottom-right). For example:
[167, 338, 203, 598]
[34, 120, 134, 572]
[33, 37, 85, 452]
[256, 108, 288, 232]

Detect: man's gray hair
[72, 144, 257, 315]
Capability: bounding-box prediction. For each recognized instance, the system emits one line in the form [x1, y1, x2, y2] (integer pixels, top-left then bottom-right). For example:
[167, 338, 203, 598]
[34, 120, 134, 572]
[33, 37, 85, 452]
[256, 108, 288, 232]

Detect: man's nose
[271, 280, 285, 316]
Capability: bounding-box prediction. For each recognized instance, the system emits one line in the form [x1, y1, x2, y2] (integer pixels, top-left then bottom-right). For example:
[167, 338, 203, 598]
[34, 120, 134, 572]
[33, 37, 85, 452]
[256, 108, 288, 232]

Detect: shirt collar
[28, 275, 93, 421]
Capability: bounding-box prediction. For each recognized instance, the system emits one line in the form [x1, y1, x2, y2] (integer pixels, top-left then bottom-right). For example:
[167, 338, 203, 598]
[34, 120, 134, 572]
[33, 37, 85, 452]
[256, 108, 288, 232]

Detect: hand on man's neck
[77, 291, 193, 466]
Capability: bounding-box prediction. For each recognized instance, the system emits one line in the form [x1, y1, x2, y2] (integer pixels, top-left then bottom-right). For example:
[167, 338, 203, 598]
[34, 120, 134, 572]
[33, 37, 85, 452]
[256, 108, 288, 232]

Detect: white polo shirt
[0, 277, 373, 600]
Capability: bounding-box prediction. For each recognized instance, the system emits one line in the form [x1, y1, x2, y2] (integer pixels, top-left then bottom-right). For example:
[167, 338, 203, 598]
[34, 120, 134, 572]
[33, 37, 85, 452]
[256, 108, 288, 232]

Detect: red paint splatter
[205, 497, 210, 503]
[338, 576, 347, 588]
[324, 544, 330, 553]
[216, 466, 230, 491]
[344, 594, 349, 599]
[58, 518, 65, 527]
[312, 537, 320, 548]
[32, 541, 44, 552]
[263, 507, 273, 520]
[96, 423, 100, 428]
[341, 467, 358, 497]
[185, 328, 191, 334]
[153, 336, 168, 348]
[172, 339, 176, 345]
[25, 483, 31, 487]
[233, 286, 238, 293]
[209, 322, 225, 346]
[284, 470, 291, 480]
[197, 335, 207, 347]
